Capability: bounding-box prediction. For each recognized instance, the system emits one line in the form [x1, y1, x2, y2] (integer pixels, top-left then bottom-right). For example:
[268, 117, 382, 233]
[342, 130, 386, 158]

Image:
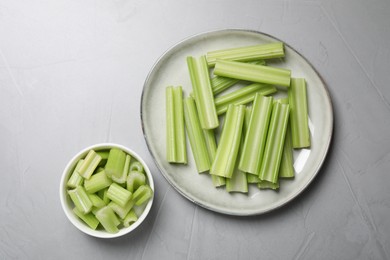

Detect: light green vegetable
[126, 171, 146, 193]
[105, 148, 126, 180]
[132, 185, 153, 206]
[107, 183, 132, 208]
[123, 209, 138, 227]
[73, 207, 99, 230]
[95, 206, 120, 234]
[203, 128, 226, 187]
[108, 199, 135, 219]
[258, 180, 280, 190]
[77, 150, 102, 179]
[111, 154, 131, 184]
[88, 193, 106, 208]
[129, 161, 144, 173]
[84, 170, 112, 194]
[68, 185, 93, 214]
[67, 159, 84, 188]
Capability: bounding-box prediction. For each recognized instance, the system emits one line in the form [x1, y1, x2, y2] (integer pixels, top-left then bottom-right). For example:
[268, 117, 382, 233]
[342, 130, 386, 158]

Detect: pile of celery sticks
[166, 42, 310, 193]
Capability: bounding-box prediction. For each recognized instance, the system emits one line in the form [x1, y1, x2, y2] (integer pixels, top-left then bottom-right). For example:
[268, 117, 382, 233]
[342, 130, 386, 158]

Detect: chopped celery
[95, 206, 120, 234]
[88, 193, 106, 208]
[98, 188, 110, 205]
[166, 86, 187, 164]
[206, 42, 285, 66]
[112, 154, 131, 184]
[187, 56, 219, 129]
[239, 94, 273, 174]
[126, 171, 146, 193]
[215, 83, 277, 115]
[210, 104, 245, 178]
[214, 60, 291, 87]
[77, 150, 102, 179]
[105, 148, 126, 180]
[67, 159, 84, 188]
[203, 129, 226, 187]
[97, 150, 109, 167]
[73, 207, 99, 230]
[84, 170, 112, 194]
[68, 186, 93, 214]
[288, 78, 310, 148]
[132, 185, 153, 206]
[259, 102, 290, 183]
[129, 161, 144, 173]
[107, 183, 132, 207]
[108, 199, 135, 219]
[183, 97, 211, 173]
[123, 209, 138, 227]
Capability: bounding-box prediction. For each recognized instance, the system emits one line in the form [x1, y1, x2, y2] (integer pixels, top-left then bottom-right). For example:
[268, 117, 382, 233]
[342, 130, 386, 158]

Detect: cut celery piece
[126, 171, 146, 193]
[258, 180, 280, 190]
[203, 129, 226, 187]
[98, 188, 110, 205]
[259, 102, 290, 183]
[226, 166, 248, 193]
[210, 104, 245, 178]
[105, 148, 126, 180]
[215, 83, 277, 115]
[77, 150, 102, 180]
[214, 60, 291, 87]
[206, 42, 285, 66]
[108, 199, 135, 219]
[166, 86, 187, 164]
[97, 150, 109, 166]
[73, 207, 99, 230]
[288, 78, 310, 148]
[183, 97, 211, 173]
[239, 94, 273, 174]
[95, 206, 120, 234]
[247, 174, 260, 184]
[187, 55, 219, 129]
[129, 161, 144, 173]
[67, 159, 84, 188]
[107, 183, 132, 207]
[132, 185, 153, 206]
[68, 186, 93, 214]
[88, 193, 106, 208]
[84, 170, 112, 194]
[123, 209, 138, 227]
[112, 154, 131, 184]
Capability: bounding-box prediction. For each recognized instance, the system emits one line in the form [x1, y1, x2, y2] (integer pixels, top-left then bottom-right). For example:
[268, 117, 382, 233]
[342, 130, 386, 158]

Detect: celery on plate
[73, 207, 99, 230]
[68, 185, 93, 214]
[288, 78, 310, 148]
[77, 150, 102, 179]
[105, 148, 126, 180]
[187, 56, 219, 129]
[203, 128, 226, 187]
[67, 159, 84, 188]
[166, 86, 187, 164]
[258, 180, 280, 190]
[95, 206, 120, 234]
[107, 183, 132, 208]
[210, 104, 245, 178]
[206, 42, 285, 67]
[84, 170, 112, 194]
[214, 60, 291, 87]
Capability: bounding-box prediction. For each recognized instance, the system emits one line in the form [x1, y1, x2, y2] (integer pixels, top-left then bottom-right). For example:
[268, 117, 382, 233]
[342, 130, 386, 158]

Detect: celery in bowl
[59, 143, 154, 238]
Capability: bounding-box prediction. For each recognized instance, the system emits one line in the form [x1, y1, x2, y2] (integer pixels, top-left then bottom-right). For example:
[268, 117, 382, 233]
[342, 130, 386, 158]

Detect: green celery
[97, 150, 109, 166]
[84, 170, 112, 194]
[226, 166, 248, 193]
[259, 102, 290, 183]
[126, 171, 146, 193]
[129, 161, 144, 173]
[258, 180, 280, 190]
[123, 209, 138, 227]
[95, 206, 120, 234]
[77, 150, 102, 179]
[107, 183, 132, 207]
[244, 106, 259, 185]
[108, 199, 135, 219]
[214, 60, 291, 87]
[247, 174, 260, 183]
[210, 104, 245, 178]
[203, 129, 226, 187]
[67, 159, 84, 188]
[206, 42, 285, 66]
[104, 148, 126, 180]
[183, 97, 211, 173]
[98, 188, 110, 205]
[73, 207, 99, 230]
[68, 186, 93, 214]
[187, 56, 219, 129]
[88, 193, 106, 208]
[239, 94, 273, 174]
[132, 185, 153, 206]
[112, 154, 131, 184]
[215, 83, 277, 115]
[166, 86, 187, 164]
[288, 78, 310, 148]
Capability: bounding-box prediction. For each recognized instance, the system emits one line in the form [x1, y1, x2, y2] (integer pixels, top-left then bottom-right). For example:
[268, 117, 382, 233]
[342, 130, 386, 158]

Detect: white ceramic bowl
[59, 143, 154, 238]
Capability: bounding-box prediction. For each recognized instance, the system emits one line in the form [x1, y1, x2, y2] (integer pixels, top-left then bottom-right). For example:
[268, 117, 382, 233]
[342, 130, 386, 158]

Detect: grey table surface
[1, 0, 389, 259]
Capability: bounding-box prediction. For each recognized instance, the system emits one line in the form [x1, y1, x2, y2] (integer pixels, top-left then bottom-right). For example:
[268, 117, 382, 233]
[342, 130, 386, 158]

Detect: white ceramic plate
[141, 29, 333, 216]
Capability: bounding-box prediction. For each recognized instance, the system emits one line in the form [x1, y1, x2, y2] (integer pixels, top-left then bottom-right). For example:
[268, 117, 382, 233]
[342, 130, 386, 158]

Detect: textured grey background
[1, 0, 389, 259]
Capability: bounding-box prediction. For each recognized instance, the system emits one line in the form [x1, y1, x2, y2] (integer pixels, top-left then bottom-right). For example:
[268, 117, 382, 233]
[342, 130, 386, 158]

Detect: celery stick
[108, 199, 135, 219]
[97, 150, 109, 166]
[73, 207, 99, 230]
[104, 148, 126, 180]
[206, 42, 285, 66]
[214, 60, 291, 87]
[77, 150, 102, 179]
[123, 209, 138, 227]
[129, 161, 144, 173]
[88, 193, 106, 208]
[67, 159, 84, 188]
[215, 83, 277, 115]
[210, 104, 245, 178]
[98, 188, 110, 205]
[68, 186, 93, 214]
[126, 171, 146, 193]
[247, 174, 260, 183]
[203, 129, 226, 187]
[187, 56, 219, 129]
[84, 170, 112, 194]
[132, 185, 153, 206]
[288, 78, 310, 148]
[112, 154, 131, 184]
[107, 183, 132, 207]
[258, 180, 280, 190]
[259, 102, 290, 183]
[183, 97, 211, 173]
[226, 166, 248, 193]
[239, 94, 273, 174]
[166, 86, 187, 164]
[95, 206, 120, 233]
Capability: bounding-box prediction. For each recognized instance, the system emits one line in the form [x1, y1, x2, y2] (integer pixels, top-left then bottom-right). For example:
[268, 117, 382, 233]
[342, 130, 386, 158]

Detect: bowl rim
[59, 143, 154, 238]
